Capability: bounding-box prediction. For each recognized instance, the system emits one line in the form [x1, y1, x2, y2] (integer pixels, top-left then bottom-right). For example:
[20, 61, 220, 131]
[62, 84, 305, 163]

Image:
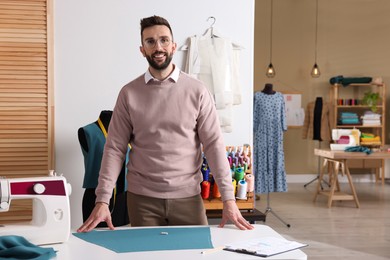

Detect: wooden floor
[253, 181, 390, 260]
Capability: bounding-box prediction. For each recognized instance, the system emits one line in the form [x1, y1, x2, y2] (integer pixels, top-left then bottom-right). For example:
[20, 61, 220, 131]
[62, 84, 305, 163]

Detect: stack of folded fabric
[361, 111, 381, 126]
[338, 112, 360, 125]
[360, 132, 381, 146]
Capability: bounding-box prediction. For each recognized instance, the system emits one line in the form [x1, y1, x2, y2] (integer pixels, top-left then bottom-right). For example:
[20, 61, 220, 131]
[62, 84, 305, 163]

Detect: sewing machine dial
[33, 183, 46, 194]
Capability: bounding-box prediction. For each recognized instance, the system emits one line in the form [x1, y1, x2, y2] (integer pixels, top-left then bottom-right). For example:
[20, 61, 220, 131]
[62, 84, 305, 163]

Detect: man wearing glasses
[78, 15, 253, 232]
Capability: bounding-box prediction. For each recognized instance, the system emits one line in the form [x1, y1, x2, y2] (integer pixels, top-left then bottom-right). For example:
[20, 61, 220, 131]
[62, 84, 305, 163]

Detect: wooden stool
[313, 158, 360, 208]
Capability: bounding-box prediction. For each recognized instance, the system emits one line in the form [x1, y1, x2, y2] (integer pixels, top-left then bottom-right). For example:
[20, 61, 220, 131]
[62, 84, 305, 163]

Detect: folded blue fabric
[340, 112, 358, 117]
[339, 119, 360, 124]
[345, 146, 372, 155]
[329, 75, 372, 86]
[0, 236, 56, 260]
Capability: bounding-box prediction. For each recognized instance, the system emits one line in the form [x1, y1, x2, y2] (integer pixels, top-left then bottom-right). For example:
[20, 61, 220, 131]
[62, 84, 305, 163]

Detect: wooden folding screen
[0, 0, 53, 222]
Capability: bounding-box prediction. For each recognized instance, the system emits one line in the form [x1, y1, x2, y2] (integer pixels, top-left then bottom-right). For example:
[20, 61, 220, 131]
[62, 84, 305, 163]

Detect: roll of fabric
[236, 180, 247, 199]
[201, 181, 210, 199]
[245, 174, 254, 192]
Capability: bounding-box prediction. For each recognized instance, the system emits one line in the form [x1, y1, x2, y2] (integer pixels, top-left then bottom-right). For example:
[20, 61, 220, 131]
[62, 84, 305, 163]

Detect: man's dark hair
[140, 15, 173, 40]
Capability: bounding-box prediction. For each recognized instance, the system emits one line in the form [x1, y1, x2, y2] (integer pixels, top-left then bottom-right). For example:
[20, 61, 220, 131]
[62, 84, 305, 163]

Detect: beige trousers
[127, 192, 208, 226]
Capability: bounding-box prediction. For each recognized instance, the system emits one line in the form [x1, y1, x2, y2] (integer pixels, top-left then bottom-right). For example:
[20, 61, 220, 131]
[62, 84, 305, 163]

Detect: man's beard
[146, 51, 173, 70]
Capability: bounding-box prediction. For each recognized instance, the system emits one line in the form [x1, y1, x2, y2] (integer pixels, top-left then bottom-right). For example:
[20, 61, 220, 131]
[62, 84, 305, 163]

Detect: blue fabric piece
[345, 146, 372, 155]
[329, 75, 372, 86]
[253, 92, 288, 193]
[0, 236, 56, 260]
[339, 118, 360, 124]
[329, 75, 344, 84]
[340, 112, 358, 118]
[73, 227, 213, 253]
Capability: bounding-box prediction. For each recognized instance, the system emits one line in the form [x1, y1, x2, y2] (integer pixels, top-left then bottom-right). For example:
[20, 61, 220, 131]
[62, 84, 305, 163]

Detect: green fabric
[0, 236, 56, 260]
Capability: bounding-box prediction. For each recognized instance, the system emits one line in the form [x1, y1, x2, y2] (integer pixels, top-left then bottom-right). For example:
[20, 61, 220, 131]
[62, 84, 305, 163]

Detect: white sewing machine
[330, 129, 361, 151]
[0, 171, 72, 245]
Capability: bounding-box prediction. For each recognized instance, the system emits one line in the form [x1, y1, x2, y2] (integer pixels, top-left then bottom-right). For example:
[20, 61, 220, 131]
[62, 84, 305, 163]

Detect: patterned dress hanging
[253, 92, 288, 193]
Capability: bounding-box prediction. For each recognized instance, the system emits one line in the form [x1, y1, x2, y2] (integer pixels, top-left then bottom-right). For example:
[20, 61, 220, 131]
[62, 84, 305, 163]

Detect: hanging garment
[313, 97, 323, 141]
[253, 92, 288, 193]
[183, 28, 243, 132]
[302, 100, 334, 141]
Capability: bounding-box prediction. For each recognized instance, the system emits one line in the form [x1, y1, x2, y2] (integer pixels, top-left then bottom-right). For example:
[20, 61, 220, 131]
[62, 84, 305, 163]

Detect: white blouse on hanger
[181, 28, 243, 133]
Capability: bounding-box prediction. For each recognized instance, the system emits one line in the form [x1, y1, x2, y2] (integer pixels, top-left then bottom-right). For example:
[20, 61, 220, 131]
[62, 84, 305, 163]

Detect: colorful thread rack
[201, 145, 254, 202]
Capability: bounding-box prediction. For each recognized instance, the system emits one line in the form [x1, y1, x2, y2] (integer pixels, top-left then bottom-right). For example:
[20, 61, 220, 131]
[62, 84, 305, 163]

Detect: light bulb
[266, 63, 276, 78]
[311, 63, 320, 78]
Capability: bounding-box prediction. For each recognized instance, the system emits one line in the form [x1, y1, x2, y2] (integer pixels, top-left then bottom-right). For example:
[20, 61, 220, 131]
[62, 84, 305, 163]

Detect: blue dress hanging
[253, 92, 288, 193]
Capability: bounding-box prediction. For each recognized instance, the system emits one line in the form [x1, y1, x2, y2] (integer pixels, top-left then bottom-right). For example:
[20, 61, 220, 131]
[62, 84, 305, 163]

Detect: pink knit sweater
[95, 70, 234, 204]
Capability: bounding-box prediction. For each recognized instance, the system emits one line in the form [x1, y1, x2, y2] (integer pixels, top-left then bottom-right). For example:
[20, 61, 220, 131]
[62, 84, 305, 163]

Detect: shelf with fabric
[330, 82, 386, 183]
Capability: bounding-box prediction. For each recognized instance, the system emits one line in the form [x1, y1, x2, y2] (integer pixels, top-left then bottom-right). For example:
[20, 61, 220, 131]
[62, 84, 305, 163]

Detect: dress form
[78, 110, 129, 227]
[78, 110, 113, 152]
[262, 83, 276, 95]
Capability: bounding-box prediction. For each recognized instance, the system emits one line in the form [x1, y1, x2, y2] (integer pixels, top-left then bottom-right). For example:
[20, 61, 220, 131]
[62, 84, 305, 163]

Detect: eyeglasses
[143, 37, 172, 49]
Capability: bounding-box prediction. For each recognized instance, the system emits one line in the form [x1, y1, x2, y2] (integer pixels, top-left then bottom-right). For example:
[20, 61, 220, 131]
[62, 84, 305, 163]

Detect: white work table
[50, 224, 307, 260]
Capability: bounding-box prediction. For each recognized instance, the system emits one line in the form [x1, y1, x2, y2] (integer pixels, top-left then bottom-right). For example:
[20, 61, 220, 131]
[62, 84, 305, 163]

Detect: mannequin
[262, 83, 276, 95]
[78, 110, 129, 227]
[78, 110, 112, 152]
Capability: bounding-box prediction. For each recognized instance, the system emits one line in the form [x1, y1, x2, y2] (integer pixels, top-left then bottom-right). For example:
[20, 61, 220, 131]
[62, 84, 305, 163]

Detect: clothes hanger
[179, 16, 244, 51]
[205, 16, 216, 38]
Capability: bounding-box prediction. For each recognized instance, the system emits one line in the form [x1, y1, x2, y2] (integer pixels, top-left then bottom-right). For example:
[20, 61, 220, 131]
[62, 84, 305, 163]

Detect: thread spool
[245, 174, 254, 192]
[227, 156, 233, 167]
[234, 167, 245, 182]
[236, 180, 247, 200]
[201, 181, 210, 199]
[201, 167, 210, 181]
[209, 173, 214, 185]
[243, 162, 248, 172]
[232, 179, 237, 195]
[212, 183, 221, 198]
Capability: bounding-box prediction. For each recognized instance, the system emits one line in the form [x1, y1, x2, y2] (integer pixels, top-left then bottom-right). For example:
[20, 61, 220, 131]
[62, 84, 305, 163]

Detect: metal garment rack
[304, 141, 330, 189]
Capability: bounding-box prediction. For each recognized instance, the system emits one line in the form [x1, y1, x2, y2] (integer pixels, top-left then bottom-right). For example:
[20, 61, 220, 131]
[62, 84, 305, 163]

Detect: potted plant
[362, 91, 379, 112]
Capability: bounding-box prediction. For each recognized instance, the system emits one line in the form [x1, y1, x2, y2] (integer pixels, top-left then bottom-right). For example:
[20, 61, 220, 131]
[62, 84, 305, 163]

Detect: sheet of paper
[73, 227, 213, 253]
[225, 236, 307, 257]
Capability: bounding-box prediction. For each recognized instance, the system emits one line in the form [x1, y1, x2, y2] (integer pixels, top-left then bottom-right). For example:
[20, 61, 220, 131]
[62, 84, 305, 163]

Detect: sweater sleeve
[197, 89, 235, 202]
[95, 87, 132, 204]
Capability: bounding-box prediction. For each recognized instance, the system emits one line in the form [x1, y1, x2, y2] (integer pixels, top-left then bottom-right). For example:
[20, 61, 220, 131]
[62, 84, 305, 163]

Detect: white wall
[54, 0, 255, 228]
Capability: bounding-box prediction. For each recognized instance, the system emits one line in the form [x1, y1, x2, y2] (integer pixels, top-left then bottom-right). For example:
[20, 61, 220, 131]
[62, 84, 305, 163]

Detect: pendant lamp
[266, 0, 275, 78]
[311, 0, 321, 78]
